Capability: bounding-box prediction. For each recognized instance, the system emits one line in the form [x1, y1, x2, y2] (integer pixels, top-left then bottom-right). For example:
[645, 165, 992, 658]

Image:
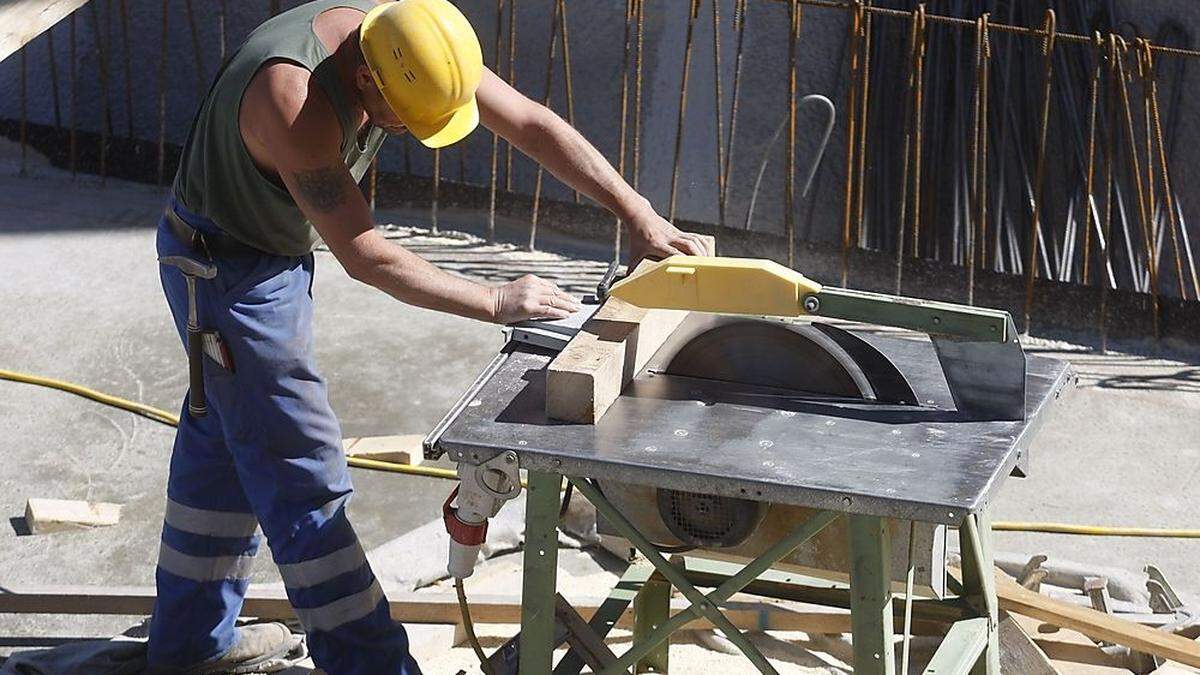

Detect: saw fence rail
[4, 0, 1200, 342]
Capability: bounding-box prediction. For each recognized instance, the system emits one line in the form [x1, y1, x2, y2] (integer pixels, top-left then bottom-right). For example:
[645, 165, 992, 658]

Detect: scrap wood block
[24, 498, 121, 534]
[546, 235, 715, 424]
[342, 434, 424, 465]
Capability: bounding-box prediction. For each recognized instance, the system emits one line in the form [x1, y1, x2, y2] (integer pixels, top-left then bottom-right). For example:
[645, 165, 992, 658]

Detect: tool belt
[164, 207, 260, 260]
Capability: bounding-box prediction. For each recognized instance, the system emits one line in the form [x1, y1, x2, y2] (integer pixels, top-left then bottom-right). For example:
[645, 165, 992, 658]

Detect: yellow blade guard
[607, 256, 823, 317]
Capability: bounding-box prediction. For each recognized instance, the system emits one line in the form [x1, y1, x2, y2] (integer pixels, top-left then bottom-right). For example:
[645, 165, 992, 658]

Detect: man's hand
[627, 208, 715, 265]
[491, 275, 582, 324]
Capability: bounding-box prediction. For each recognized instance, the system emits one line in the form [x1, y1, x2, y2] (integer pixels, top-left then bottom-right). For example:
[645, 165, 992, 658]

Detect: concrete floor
[1, 143, 1198, 656]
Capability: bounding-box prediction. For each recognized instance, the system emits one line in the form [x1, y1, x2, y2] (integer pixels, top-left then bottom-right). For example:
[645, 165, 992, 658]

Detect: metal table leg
[849, 515, 895, 675]
[520, 471, 563, 675]
[959, 511, 999, 674]
[633, 572, 671, 673]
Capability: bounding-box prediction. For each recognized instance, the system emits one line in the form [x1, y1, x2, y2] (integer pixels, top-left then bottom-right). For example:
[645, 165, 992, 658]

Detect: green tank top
[172, 0, 385, 256]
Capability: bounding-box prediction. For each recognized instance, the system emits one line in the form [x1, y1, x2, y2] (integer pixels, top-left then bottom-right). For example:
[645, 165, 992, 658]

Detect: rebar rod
[504, 0, 517, 191]
[840, 1, 864, 286]
[432, 148, 441, 234]
[1081, 33, 1103, 286]
[183, 0, 206, 99]
[1114, 39, 1159, 339]
[119, 0, 133, 139]
[47, 26, 62, 128]
[784, 0, 802, 267]
[1140, 40, 1186, 300]
[1022, 9, 1057, 332]
[70, 12, 77, 179]
[558, 0, 579, 204]
[632, 0, 645, 191]
[156, 0, 167, 186]
[894, 5, 926, 293]
[1100, 36, 1119, 352]
[219, 0, 227, 61]
[668, 0, 701, 224]
[19, 46, 27, 177]
[487, 0, 505, 243]
[724, 0, 747, 227]
[711, 0, 726, 227]
[854, 3, 872, 248]
[968, 13, 991, 306]
[529, 0, 562, 252]
[88, 1, 112, 185]
[615, 0, 635, 261]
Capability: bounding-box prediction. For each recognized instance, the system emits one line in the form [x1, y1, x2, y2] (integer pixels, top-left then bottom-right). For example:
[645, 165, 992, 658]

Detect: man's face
[356, 66, 408, 135]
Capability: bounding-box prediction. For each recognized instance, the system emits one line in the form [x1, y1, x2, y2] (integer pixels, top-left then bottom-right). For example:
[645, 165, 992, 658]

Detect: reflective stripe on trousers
[148, 210, 420, 675]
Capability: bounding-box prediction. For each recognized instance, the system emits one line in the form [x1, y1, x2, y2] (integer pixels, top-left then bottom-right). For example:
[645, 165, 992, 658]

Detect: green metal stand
[519, 471, 562, 675]
[516, 472, 1002, 675]
[849, 515, 896, 674]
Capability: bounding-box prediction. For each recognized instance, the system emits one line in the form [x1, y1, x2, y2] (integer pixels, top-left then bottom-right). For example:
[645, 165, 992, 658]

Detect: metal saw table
[428, 312, 1074, 674]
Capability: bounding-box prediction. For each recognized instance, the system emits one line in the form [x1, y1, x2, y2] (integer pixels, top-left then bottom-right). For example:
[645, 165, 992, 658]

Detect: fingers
[675, 233, 712, 257]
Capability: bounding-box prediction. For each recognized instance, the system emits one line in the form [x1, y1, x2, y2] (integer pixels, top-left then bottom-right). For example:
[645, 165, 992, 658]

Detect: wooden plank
[996, 570, 1200, 668]
[546, 296, 687, 423]
[0, 584, 866, 633]
[0, 0, 90, 63]
[23, 498, 120, 533]
[546, 235, 714, 424]
[998, 612, 1057, 675]
[343, 434, 424, 466]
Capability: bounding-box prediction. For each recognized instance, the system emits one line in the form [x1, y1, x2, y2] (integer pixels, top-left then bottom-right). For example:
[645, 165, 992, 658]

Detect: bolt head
[803, 296, 821, 313]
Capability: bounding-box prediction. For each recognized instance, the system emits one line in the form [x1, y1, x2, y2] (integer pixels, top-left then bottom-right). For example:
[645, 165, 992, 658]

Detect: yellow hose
[992, 521, 1200, 539]
[0, 368, 181, 427]
[4, 367, 1200, 538]
[0, 367, 451, 482]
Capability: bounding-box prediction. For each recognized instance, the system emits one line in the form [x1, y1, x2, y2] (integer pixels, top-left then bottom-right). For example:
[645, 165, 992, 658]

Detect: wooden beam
[0, 584, 871, 634]
[546, 295, 687, 423]
[546, 234, 716, 424]
[0, 0, 90, 64]
[995, 570, 1200, 668]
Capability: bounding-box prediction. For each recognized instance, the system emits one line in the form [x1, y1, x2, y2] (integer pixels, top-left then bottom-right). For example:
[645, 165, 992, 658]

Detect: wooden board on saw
[546, 234, 716, 425]
[0, 0, 90, 63]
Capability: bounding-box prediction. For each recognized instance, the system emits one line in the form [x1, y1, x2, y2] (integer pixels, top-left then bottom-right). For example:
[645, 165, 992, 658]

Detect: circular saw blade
[660, 318, 874, 399]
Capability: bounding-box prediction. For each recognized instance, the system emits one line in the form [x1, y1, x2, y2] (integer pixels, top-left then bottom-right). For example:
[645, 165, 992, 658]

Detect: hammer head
[159, 255, 217, 280]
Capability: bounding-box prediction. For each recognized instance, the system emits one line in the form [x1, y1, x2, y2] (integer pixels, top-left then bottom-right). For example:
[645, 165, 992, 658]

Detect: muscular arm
[477, 69, 711, 260]
[240, 63, 576, 322]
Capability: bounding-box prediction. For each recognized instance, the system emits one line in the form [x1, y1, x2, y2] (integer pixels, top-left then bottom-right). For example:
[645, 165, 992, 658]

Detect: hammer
[159, 255, 218, 417]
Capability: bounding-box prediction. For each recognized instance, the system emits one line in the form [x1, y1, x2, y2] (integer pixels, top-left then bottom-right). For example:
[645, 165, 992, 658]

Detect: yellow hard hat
[360, 0, 483, 148]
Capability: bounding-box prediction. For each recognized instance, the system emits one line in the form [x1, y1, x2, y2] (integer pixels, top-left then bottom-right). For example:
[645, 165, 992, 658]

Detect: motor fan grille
[656, 488, 766, 549]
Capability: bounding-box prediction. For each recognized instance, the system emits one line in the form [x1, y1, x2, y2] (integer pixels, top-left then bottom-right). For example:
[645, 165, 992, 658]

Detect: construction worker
[149, 0, 710, 673]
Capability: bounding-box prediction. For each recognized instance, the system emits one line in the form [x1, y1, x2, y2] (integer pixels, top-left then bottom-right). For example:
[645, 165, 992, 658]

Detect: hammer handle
[187, 326, 207, 417]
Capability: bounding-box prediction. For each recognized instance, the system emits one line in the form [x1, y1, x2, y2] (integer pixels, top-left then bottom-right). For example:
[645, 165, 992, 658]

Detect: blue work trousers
[147, 202, 420, 675]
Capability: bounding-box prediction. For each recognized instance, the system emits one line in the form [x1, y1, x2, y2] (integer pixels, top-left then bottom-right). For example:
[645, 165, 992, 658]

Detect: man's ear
[355, 65, 375, 92]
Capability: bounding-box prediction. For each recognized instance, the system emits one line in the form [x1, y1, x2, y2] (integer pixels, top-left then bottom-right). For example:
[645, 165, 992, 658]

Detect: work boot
[189, 622, 298, 674]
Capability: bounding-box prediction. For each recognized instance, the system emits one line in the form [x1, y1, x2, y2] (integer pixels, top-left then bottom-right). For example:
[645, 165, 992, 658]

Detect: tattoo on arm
[294, 165, 350, 213]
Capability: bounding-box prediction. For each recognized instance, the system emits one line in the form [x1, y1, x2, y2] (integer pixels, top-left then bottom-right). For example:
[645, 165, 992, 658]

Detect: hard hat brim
[407, 97, 479, 149]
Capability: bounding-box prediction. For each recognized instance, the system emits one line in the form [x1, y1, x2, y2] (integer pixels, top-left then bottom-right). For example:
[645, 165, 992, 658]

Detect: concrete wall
[2, 0, 1199, 281]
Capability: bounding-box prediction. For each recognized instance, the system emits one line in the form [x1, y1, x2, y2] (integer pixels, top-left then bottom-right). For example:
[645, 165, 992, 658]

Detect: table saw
[426, 256, 1075, 674]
